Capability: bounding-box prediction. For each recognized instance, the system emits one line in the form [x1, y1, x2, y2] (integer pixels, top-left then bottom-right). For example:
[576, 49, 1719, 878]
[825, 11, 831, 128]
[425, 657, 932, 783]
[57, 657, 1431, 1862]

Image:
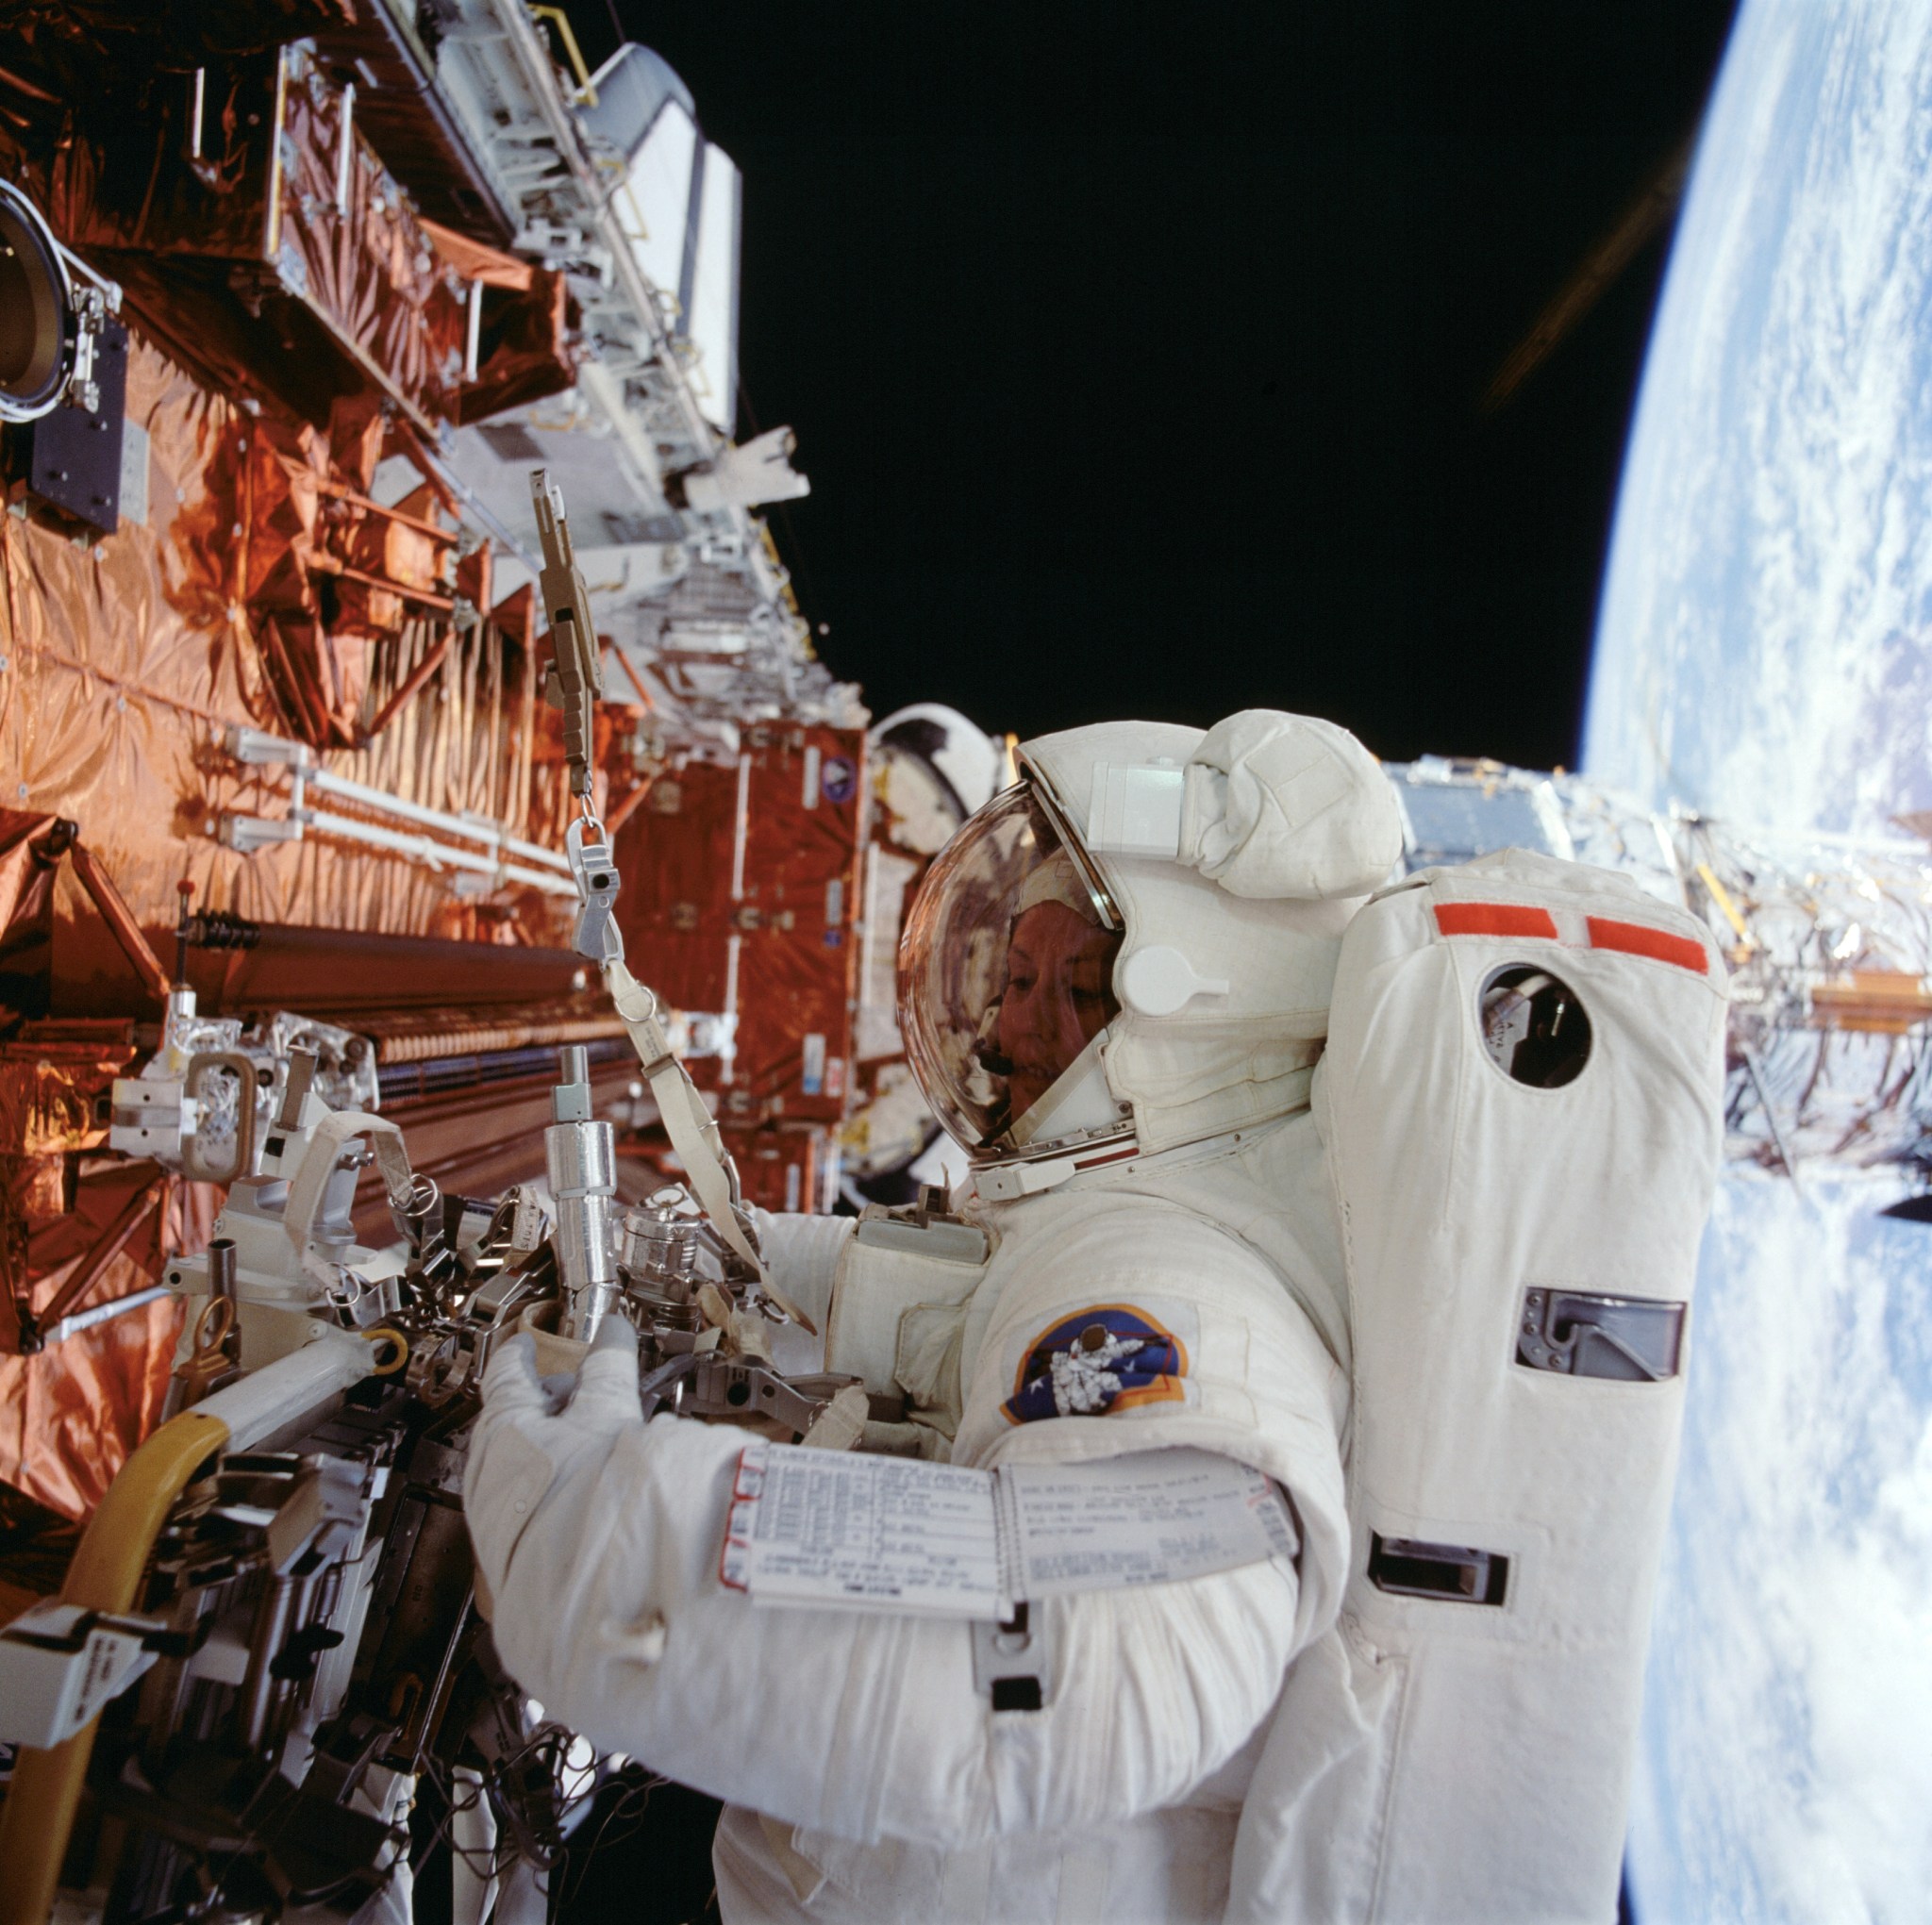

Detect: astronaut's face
[897, 780, 1127, 1153]
[997, 901, 1122, 1120]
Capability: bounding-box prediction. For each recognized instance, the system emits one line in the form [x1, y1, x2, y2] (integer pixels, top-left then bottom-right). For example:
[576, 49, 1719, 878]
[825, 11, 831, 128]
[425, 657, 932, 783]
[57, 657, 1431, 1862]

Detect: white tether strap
[283, 1109, 414, 1294]
[606, 958, 816, 1334]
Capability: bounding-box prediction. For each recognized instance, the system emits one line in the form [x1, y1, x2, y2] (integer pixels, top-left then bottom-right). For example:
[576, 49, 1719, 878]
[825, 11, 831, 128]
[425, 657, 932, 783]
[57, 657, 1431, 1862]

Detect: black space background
[575, 3, 1739, 771]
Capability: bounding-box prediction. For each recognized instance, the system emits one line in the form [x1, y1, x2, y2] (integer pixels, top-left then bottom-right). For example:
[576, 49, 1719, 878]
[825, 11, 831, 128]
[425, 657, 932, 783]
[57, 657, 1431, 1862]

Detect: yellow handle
[192, 1293, 234, 1356]
[0, 1408, 230, 1925]
[362, 1326, 409, 1375]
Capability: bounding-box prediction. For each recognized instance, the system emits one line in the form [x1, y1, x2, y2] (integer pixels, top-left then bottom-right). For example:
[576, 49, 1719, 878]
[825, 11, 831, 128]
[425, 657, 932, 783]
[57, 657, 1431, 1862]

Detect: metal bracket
[226, 725, 314, 770]
[1517, 1287, 1685, 1382]
[221, 812, 306, 854]
[1367, 1533, 1509, 1607]
[972, 1601, 1054, 1711]
[0, 1601, 200, 1748]
[179, 1051, 259, 1186]
[531, 468, 603, 798]
[682, 1356, 856, 1439]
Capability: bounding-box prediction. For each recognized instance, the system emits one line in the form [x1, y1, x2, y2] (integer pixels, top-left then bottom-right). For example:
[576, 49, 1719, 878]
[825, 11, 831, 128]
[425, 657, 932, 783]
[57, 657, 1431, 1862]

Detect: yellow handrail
[1695, 860, 1754, 952]
[0, 1409, 230, 1925]
[530, 6, 598, 108]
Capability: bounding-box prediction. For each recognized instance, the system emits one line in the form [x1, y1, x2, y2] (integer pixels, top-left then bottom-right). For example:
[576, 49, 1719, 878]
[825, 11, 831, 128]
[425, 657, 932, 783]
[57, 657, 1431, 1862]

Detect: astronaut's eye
[1477, 964, 1591, 1089]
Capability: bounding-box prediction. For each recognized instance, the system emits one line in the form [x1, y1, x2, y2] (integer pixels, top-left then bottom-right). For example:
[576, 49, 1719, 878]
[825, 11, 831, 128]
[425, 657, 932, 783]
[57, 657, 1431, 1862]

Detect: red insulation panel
[614, 727, 867, 1128]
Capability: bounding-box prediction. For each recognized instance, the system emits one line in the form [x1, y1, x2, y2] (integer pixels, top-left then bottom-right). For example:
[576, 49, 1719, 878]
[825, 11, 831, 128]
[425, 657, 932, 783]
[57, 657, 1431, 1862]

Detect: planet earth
[1583, 2, 1932, 1918]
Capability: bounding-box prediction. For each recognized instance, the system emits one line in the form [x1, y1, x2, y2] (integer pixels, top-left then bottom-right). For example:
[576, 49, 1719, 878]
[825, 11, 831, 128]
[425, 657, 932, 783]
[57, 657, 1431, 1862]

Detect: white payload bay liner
[1230, 847, 1726, 1924]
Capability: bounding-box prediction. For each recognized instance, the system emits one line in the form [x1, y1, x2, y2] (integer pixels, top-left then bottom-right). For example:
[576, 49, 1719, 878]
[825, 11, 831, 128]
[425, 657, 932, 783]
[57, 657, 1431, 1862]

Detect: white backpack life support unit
[1247, 849, 1725, 1924]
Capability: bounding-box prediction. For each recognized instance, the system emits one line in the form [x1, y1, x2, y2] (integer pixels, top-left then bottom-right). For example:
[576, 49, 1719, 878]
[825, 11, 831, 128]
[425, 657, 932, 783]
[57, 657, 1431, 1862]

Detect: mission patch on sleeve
[1000, 1300, 1200, 1424]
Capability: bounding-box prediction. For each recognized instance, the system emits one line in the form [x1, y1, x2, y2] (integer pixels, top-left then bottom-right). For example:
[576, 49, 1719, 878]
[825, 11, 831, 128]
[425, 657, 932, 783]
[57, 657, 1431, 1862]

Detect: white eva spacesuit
[463, 710, 1725, 1924]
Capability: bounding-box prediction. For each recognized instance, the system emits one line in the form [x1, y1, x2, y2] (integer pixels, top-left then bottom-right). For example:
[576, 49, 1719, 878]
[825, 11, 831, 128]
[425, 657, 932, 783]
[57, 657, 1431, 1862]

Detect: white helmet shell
[870, 703, 1008, 855]
[898, 710, 1403, 1164]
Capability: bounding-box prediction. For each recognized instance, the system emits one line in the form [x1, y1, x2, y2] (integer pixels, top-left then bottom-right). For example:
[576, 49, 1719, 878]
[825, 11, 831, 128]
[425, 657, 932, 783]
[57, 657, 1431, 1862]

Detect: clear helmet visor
[897, 782, 1124, 1155]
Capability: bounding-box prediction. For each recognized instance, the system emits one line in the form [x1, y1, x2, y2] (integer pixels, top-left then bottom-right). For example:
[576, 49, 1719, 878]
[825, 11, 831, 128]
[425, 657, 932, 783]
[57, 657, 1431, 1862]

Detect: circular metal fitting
[0, 181, 75, 425]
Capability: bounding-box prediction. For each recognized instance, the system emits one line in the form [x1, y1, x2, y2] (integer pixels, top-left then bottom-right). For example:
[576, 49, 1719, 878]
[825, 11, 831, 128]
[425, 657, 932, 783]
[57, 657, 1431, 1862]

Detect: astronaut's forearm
[633, 1556, 1303, 1849]
[471, 1412, 1299, 1850]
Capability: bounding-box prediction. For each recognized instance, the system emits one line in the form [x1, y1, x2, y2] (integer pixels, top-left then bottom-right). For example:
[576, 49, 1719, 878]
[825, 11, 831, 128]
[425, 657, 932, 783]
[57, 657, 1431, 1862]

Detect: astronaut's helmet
[897, 770, 1129, 1159]
[900, 710, 1407, 1167]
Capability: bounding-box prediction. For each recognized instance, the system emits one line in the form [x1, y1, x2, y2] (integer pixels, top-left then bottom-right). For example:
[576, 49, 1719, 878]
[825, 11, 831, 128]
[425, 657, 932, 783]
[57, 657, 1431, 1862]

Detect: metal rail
[220, 726, 575, 896]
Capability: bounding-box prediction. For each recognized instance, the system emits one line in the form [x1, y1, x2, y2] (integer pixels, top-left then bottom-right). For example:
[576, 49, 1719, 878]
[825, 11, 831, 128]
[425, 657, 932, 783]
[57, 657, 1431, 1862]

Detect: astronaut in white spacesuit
[464, 709, 1725, 1924]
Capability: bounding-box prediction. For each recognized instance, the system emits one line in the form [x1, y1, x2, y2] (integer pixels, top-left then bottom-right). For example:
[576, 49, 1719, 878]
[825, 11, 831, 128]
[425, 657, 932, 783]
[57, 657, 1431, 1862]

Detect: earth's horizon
[1584, 4, 1932, 1920]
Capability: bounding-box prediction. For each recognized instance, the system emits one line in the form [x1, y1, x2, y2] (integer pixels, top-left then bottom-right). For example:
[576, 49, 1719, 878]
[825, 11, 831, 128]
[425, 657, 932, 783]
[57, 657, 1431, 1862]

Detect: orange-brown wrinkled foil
[0, 1008, 209, 1518]
[0, 1155, 212, 1522]
[276, 72, 468, 432]
[0, 20, 602, 1522]
[0, 332, 573, 957]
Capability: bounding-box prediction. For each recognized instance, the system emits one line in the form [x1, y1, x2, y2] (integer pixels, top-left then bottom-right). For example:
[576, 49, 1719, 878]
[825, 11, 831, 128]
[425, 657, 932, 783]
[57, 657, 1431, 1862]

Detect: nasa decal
[1000, 1301, 1198, 1424]
[821, 755, 858, 805]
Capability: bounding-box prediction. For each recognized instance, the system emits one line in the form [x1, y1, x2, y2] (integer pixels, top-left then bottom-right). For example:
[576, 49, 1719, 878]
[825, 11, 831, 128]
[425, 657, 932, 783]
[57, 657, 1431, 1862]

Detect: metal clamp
[565, 815, 625, 966]
[532, 468, 603, 799]
[684, 1357, 858, 1438]
[0, 1601, 200, 1749]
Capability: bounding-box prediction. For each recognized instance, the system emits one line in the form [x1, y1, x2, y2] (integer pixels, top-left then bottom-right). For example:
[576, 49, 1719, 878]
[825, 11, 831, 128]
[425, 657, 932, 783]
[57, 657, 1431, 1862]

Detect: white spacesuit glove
[465, 1317, 656, 1623]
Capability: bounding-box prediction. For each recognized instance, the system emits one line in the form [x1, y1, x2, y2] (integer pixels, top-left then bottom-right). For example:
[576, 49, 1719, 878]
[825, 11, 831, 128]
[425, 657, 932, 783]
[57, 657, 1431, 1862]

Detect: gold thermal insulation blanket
[0, 333, 576, 966]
